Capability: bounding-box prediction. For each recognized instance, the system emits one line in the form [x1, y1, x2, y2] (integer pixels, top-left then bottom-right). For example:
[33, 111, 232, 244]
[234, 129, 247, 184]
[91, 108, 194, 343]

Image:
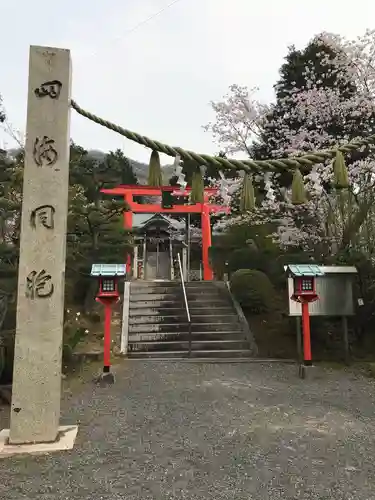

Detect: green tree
[66, 145, 136, 303]
[0, 149, 23, 381]
[207, 32, 375, 254]
[251, 34, 375, 254]
[252, 39, 372, 188]
[0, 141, 139, 379]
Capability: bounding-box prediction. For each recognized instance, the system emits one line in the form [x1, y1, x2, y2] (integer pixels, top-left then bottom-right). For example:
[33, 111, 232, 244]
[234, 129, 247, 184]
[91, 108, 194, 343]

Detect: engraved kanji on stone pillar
[9, 46, 72, 444]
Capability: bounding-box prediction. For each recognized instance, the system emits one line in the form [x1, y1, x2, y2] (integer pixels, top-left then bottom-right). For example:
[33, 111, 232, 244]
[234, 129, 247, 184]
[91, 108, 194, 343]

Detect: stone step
[186, 294, 228, 302]
[129, 307, 235, 316]
[130, 300, 184, 308]
[131, 280, 178, 285]
[129, 299, 228, 308]
[185, 287, 224, 294]
[130, 282, 226, 292]
[128, 313, 239, 325]
[130, 293, 182, 302]
[130, 285, 179, 291]
[131, 286, 182, 295]
[186, 290, 229, 302]
[123, 280, 254, 360]
[128, 339, 250, 352]
[129, 315, 188, 325]
[127, 357, 257, 363]
[131, 282, 224, 289]
[129, 322, 242, 334]
[184, 281, 222, 288]
[128, 331, 246, 340]
[128, 349, 253, 359]
[130, 293, 226, 302]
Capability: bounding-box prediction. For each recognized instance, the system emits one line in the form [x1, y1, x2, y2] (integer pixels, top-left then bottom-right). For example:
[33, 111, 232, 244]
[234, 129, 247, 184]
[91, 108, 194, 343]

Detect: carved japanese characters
[33, 136, 58, 167]
[25, 270, 54, 299]
[30, 205, 55, 229]
[34, 80, 62, 99]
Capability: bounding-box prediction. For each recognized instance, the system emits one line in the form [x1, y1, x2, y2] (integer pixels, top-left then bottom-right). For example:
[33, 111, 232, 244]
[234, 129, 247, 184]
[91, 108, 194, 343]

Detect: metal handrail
[177, 253, 192, 356]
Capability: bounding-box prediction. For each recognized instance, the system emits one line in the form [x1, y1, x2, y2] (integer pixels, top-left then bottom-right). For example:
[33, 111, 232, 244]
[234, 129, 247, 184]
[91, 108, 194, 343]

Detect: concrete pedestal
[0, 426, 78, 456]
[299, 364, 316, 379]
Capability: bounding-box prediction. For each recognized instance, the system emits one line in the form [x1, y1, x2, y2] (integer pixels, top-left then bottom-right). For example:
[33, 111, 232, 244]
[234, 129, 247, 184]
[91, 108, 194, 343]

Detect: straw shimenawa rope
[71, 99, 375, 175]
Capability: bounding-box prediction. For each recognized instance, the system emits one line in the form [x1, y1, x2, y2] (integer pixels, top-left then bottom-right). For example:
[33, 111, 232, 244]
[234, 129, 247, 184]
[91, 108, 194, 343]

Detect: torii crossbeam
[101, 185, 230, 281]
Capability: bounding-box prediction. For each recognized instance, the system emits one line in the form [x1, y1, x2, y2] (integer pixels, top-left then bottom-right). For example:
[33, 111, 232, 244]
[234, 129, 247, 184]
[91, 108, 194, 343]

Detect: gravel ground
[0, 361, 375, 499]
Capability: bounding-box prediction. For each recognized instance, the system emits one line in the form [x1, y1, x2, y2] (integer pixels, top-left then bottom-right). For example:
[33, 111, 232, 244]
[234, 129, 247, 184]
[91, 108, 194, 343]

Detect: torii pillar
[201, 198, 213, 281]
[123, 193, 133, 274]
[101, 186, 226, 282]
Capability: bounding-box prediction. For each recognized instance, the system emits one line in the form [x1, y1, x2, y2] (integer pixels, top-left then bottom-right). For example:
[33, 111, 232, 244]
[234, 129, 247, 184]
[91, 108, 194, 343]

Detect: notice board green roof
[90, 264, 126, 277]
[285, 264, 325, 277]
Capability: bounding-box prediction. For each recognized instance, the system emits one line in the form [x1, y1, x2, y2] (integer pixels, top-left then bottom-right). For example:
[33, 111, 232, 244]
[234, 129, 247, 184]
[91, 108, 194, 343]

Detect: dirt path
[0, 361, 375, 499]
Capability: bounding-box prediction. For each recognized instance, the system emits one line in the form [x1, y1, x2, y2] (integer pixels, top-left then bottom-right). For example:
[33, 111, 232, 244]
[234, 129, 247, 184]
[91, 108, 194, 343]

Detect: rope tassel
[70, 99, 375, 177]
[333, 150, 349, 189]
[148, 150, 162, 187]
[291, 168, 306, 205]
[190, 168, 204, 203]
[240, 173, 255, 211]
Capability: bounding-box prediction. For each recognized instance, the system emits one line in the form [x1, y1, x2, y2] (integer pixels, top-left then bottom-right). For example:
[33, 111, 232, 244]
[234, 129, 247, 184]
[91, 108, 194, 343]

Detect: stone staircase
[126, 281, 257, 360]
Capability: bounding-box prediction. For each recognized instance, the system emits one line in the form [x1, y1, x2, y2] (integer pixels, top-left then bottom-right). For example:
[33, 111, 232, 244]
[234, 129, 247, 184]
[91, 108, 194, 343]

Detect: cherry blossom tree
[204, 84, 268, 157]
[206, 29, 375, 257]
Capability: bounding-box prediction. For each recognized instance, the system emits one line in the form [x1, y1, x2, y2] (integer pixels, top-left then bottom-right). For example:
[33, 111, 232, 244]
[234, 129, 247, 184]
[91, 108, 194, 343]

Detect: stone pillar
[182, 247, 188, 281]
[169, 238, 174, 280]
[121, 282, 130, 355]
[201, 201, 213, 281]
[133, 245, 138, 279]
[9, 46, 72, 444]
[142, 237, 147, 280]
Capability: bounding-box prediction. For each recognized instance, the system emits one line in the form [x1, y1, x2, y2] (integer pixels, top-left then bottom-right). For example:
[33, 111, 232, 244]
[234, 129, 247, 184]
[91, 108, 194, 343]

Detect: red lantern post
[301, 301, 312, 364]
[90, 264, 126, 383]
[287, 265, 324, 378]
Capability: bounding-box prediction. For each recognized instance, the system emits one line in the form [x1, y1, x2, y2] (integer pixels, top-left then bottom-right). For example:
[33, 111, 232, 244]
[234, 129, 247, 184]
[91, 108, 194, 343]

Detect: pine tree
[67, 145, 136, 292]
[0, 149, 22, 381]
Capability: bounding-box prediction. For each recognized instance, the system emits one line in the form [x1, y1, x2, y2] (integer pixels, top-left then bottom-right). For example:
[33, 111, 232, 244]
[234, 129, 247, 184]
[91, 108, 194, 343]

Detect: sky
[1, 0, 375, 165]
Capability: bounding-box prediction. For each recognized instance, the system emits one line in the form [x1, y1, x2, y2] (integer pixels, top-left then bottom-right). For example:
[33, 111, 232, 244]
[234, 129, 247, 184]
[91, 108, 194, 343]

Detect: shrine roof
[132, 214, 155, 226]
[285, 264, 325, 277]
[284, 264, 357, 276]
[133, 213, 184, 230]
[90, 264, 126, 277]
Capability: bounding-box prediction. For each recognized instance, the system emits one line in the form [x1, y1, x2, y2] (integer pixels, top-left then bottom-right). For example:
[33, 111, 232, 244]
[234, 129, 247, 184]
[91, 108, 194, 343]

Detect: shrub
[228, 247, 276, 275]
[62, 326, 88, 363]
[230, 269, 276, 314]
[89, 312, 101, 324]
[62, 309, 89, 363]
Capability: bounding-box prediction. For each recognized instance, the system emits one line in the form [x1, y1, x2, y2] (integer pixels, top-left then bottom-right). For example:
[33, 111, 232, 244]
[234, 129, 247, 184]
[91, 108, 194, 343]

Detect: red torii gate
[101, 185, 230, 281]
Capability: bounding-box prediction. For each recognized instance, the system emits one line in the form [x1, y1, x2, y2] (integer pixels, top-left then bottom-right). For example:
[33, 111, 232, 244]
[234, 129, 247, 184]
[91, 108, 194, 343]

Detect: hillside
[8, 148, 175, 185]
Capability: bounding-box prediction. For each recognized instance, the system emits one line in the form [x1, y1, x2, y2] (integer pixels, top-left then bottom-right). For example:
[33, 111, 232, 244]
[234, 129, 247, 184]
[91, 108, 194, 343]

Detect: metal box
[286, 266, 357, 317]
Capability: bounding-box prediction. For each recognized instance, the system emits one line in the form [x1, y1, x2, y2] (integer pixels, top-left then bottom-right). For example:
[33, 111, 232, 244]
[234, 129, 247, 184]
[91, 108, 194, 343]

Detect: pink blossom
[206, 29, 375, 254]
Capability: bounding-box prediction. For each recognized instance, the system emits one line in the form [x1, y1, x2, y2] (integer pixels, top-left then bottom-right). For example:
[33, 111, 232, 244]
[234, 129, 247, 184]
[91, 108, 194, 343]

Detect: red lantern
[97, 276, 120, 300]
[291, 276, 318, 303]
[286, 265, 325, 375]
[90, 264, 126, 382]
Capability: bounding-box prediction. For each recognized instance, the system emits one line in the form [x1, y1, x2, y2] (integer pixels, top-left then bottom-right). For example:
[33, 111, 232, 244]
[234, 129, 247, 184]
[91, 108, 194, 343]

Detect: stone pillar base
[0, 425, 78, 457]
[94, 371, 115, 385]
[298, 363, 316, 379]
